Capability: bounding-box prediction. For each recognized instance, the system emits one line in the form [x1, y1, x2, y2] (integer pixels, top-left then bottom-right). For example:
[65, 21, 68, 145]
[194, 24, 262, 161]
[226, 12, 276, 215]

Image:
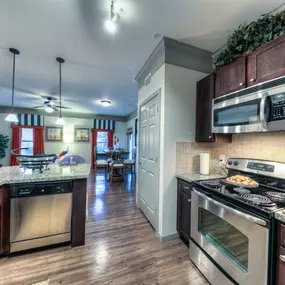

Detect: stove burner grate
[201, 180, 221, 189]
[266, 192, 285, 202]
[233, 187, 251, 194]
[238, 194, 276, 207]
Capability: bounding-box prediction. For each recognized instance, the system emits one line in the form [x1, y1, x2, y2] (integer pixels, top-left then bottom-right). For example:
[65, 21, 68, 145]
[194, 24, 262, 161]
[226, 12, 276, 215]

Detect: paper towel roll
[200, 153, 210, 175]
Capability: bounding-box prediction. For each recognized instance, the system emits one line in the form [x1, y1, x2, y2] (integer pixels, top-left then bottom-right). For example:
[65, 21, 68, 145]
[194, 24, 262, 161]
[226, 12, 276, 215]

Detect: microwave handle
[192, 188, 267, 227]
[260, 92, 269, 130]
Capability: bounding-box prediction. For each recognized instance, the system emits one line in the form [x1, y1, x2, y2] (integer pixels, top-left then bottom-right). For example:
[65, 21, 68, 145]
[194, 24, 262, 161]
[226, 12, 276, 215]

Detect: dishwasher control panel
[10, 181, 72, 198]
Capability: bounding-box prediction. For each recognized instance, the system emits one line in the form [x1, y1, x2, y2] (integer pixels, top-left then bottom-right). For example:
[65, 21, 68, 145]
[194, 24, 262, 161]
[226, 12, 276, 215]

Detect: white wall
[162, 64, 208, 236]
[44, 116, 93, 163]
[114, 121, 127, 150]
[126, 116, 137, 151]
[0, 114, 12, 166]
[44, 116, 127, 163]
[0, 113, 127, 166]
[137, 63, 208, 238]
[138, 63, 166, 237]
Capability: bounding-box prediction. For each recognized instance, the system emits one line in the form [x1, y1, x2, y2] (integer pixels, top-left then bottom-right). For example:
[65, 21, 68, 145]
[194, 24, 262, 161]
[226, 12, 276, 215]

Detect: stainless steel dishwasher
[10, 181, 72, 252]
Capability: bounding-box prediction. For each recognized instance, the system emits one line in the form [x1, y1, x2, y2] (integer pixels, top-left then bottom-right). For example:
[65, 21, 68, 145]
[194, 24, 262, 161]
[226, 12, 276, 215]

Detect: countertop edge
[0, 164, 91, 186]
[176, 172, 226, 183]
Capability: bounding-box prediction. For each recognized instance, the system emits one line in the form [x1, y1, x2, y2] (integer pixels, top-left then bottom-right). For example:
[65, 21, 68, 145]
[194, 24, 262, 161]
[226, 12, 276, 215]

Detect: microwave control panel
[271, 93, 285, 121]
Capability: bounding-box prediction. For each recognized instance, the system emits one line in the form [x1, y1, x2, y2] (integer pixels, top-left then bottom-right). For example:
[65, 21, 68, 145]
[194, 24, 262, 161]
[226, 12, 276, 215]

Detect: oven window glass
[214, 99, 260, 127]
[198, 208, 249, 272]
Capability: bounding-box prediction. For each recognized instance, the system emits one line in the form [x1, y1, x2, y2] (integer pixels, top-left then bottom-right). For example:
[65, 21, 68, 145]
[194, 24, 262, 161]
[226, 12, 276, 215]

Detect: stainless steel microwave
[212, 76, 285, 134]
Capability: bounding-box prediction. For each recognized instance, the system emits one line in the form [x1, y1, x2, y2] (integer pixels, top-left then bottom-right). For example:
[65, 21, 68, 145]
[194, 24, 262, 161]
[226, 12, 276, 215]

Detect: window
[97, 131, 108, 152]
[21, 128, 34, 155]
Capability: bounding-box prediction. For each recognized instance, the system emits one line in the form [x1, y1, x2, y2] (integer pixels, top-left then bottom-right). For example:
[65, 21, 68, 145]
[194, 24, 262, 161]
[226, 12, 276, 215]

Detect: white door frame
[137, 88, 161, 231]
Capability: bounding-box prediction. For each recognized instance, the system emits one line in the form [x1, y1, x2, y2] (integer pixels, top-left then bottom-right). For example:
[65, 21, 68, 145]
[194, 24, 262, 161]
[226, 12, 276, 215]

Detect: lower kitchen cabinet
[277, 222, 285, 285]
[0, 185, 10, 254]
[278, 246, 285, 285]
[177, 179, 191, 243]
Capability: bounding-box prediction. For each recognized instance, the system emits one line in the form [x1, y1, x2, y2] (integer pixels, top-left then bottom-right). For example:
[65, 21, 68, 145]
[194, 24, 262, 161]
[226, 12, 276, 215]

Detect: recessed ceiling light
[101, 100, 111, 107]
[104, 19, 117, 34]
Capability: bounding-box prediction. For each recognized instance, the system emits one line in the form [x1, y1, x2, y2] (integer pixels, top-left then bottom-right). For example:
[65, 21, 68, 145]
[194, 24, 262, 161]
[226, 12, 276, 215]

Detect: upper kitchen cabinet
[215, 56, 246, 98]
[247, 35, 285, 86]
[196, 74, 215, 142]
[196, 74, 232, 143]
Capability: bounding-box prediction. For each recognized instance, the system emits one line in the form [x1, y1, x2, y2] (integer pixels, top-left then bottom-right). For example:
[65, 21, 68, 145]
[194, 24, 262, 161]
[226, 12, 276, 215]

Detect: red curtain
[107, 130, 114, 148]
[33, 127, 44, 155]
[91, 129, 98, 168]
[10, 126, 22, 166]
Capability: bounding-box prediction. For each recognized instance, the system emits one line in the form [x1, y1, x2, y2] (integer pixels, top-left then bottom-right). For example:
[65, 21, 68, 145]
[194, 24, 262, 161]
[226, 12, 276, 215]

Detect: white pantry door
[138, 92, 160, 230]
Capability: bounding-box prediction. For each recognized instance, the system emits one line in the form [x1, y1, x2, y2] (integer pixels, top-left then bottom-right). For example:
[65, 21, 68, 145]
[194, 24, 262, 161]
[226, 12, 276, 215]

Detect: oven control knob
[234, 161, 239, 166]
[228, 161, 233, 166]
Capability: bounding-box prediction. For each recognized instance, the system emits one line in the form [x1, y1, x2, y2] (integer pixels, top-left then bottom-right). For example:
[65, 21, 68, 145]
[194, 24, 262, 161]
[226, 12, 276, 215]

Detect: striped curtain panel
[15, 114, 44, 126]
[93, 119, 115, 131]
[15, 114, 44, 127]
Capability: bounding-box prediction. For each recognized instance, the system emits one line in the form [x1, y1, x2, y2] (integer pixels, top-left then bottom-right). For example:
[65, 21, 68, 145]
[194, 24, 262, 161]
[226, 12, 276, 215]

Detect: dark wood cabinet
[215, 56, 246, 98]
[177, 179, 191, 243]
[0, 186, 10, 254]
[196, 74, 215, 142]
[276, 222, 285, 285]
[247, 35, 285, 87]
[278, 246, 285, 285]
[196, 74, 232, 143]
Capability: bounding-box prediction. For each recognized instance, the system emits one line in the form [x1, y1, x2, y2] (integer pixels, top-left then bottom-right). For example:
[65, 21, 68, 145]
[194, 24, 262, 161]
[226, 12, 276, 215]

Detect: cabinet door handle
[280, 255, 285, 262]
[250, 78, 255, 82]
[208, 135, 212, 139]
[188, 199, 191, 203]
[182, 186, 190, 190]
[239, 82, 244, 86]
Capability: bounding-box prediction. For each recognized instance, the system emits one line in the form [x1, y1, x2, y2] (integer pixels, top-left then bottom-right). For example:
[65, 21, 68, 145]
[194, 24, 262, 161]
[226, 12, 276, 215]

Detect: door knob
[239, 82, 244, 86]
[208, 135, 212, 139]
[250, 78, 255, 82]
[188, 199, 191, 203]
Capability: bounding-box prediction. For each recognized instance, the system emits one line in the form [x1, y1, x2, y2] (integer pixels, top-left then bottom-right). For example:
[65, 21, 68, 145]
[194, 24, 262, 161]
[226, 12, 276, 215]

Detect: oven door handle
[193, 188, 267, 227]
[260, 92, 269, 131]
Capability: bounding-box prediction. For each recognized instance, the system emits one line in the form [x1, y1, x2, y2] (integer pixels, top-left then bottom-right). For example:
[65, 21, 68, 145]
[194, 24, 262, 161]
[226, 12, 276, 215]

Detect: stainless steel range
[190, 158, 285, 285]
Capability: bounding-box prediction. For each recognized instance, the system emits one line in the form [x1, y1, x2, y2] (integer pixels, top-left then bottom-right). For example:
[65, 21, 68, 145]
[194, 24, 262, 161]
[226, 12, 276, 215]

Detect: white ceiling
[0, 0, 283, 116]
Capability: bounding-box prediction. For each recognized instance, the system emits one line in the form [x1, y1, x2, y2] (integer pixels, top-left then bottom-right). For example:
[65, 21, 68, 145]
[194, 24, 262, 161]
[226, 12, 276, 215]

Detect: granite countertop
[275, 210, 285, 222]
[176, 172, 226, 183]
[0, 164, 91, 186]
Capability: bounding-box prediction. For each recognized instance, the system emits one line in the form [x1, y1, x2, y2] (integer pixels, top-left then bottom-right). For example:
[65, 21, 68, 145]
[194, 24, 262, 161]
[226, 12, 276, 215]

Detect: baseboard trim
[156, 232, 179, 242]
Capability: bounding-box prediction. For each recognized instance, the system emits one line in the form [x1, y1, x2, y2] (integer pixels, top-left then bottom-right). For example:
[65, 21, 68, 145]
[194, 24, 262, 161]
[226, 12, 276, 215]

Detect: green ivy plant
[214, 10, 285, 70]
[0, 134, 9, 159]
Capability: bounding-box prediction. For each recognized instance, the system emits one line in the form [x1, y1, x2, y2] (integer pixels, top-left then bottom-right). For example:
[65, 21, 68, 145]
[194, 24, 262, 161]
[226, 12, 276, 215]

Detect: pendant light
[55, 57, 65, 125]
[5, 48, 20, 123]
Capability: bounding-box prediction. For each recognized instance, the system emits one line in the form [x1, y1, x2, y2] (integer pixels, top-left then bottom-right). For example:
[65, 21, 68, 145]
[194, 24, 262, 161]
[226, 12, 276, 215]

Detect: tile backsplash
[176, 132, 285, 174]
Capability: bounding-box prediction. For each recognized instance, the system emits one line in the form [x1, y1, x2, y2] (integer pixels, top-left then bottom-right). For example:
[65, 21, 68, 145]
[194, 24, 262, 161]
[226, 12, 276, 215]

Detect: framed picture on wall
[74, 127, 89, 142]
[45, 126, 63, 141]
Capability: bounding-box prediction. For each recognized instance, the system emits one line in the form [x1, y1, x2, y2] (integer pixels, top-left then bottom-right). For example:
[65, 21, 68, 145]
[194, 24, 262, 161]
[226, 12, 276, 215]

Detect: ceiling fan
[32, 96, 71, 113]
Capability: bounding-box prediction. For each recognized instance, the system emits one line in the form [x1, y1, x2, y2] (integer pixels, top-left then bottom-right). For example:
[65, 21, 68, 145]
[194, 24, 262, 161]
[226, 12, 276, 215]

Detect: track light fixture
[104, 0, 119, 34]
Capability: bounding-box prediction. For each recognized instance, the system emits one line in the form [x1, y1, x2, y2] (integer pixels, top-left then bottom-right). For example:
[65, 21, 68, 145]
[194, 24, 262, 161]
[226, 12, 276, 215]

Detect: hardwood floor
[0, 172, 208, 285]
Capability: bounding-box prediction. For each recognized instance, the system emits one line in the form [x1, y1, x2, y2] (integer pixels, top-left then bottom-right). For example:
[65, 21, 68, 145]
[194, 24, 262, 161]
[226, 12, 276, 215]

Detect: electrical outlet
[219, 154, 226, 164]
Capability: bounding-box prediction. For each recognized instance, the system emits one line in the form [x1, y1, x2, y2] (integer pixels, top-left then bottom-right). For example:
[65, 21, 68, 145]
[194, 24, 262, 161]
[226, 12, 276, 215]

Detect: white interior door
[138, 92, 160, 230]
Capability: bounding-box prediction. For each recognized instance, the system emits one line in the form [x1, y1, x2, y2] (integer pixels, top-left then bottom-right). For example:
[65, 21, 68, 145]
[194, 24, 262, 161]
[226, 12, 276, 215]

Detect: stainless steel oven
[190, 188, 269, 285]
[212, 77, 285, 134]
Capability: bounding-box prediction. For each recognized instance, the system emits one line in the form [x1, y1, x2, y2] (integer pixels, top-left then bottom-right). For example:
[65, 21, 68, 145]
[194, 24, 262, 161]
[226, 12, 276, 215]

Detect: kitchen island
[0, 164, 90, 255]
